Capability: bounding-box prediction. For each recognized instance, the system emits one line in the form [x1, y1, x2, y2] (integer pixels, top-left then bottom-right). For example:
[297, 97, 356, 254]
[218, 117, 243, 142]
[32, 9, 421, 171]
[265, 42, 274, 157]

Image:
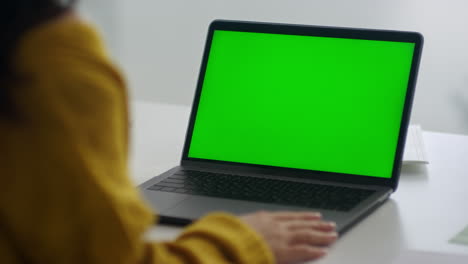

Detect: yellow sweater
[0, 19, 273, 264]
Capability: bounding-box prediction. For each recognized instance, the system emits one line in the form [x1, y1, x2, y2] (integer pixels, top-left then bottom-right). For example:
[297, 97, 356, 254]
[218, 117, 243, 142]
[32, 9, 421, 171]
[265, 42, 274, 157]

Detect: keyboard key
[163, 178, 185, 184]
[158, 182, 184, 188]
[148, 185, 163, 191]
[170, 174, 187, 180]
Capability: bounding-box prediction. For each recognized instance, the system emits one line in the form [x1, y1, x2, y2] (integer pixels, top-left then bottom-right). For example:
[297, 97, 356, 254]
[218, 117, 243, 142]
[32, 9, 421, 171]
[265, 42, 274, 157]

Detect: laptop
[140, 20, 423, 233]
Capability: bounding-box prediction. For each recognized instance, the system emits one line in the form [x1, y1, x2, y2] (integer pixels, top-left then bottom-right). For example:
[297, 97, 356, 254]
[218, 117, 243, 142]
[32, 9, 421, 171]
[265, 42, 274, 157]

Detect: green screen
[188, 30, 415, 178]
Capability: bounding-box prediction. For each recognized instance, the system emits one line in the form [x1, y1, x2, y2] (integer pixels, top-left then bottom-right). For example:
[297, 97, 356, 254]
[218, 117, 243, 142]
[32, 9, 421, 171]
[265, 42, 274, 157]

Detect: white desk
[130, 101, 468, 263]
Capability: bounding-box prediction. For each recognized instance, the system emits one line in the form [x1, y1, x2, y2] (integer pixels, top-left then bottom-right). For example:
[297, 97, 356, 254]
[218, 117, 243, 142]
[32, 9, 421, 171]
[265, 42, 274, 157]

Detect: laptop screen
[187, 29, 416, 179]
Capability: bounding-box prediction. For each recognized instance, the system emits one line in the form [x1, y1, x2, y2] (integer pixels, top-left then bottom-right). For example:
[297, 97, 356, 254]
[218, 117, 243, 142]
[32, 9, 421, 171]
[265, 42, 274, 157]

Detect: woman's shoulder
[15, 13, 108, 72]
[11, 12, 126, 120]
[22, 12, 99, 45]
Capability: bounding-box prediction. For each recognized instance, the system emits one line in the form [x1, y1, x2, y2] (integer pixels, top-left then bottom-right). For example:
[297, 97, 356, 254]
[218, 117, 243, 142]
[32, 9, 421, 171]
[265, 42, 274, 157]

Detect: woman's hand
[240, 211, 338, 264]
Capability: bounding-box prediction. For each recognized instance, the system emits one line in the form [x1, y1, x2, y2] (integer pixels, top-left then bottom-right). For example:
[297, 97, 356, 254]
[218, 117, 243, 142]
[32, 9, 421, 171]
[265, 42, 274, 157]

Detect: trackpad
[164, 196, 308, 219]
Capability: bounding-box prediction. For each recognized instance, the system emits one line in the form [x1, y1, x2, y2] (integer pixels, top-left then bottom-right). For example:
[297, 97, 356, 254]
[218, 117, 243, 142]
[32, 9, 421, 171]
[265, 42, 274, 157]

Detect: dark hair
[0, 0, 76, 119]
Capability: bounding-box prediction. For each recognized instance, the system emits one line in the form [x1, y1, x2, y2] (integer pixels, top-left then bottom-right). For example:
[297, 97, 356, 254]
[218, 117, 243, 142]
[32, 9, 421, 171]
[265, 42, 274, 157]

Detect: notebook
[403, 124, 429, 164]
[139, 20, 424, 233]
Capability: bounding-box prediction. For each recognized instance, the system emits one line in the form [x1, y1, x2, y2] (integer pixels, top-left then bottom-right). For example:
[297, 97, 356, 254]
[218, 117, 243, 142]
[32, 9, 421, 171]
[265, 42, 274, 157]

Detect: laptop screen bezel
[181, 20, 424, 191]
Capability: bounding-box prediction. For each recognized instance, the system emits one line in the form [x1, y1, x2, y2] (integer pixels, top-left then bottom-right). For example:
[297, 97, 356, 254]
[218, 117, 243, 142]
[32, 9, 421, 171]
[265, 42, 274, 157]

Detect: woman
[0, 1, 338, 263]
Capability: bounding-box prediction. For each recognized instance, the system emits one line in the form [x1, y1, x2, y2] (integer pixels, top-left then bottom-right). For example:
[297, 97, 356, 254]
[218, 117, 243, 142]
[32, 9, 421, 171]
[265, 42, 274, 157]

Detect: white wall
[79, 0, 468, 135]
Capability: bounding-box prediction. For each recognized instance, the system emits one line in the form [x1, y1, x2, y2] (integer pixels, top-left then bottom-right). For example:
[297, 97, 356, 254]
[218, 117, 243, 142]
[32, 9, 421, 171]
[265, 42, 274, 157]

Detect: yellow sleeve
[3, 19, 274, 264]
[150, 213, 273, 263]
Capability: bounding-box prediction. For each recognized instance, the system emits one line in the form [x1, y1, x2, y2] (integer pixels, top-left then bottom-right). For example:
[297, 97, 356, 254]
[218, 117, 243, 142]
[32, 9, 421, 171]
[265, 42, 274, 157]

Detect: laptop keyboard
[148, 170, 376, 212]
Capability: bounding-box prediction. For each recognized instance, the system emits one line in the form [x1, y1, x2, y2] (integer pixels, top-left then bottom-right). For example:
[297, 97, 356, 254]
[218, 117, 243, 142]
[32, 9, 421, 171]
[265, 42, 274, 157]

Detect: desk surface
[130, 101, 468, 263]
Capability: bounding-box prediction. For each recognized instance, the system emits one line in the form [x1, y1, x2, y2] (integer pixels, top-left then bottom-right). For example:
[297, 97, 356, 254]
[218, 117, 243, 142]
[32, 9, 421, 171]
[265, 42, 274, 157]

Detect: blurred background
[78, 0, 468, 135]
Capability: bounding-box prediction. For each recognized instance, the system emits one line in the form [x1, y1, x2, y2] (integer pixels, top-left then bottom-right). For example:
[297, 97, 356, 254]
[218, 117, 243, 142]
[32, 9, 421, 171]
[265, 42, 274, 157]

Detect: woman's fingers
[289, 229, 338, 246]
[271, 211, 322, 221]
[286, 220, 337, 232]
